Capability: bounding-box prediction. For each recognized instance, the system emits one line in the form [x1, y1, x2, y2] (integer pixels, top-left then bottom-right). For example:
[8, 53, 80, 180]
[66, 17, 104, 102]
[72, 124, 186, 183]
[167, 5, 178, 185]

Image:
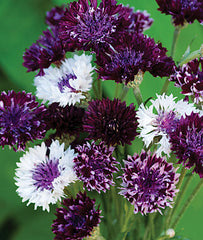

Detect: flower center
[109, 49, 143, 82]
[156, 111, 178, 135]
[74, 8, 116, 43]
[58, 73, 77, 93]
[106, 118, 120, 134]
[0, 104, 32, 132]
[32, 159, 60, 191]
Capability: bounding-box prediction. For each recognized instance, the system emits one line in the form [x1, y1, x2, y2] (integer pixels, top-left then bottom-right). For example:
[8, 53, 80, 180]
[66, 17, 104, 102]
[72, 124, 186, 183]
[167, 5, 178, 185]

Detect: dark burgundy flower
[74, 141, 119, 192]
[52, 191, 101, 240]
[83, 98, 138, 146]
[46, 6, 65, 28]
[121, 6, 153, 33]
[45, 102, 85, 137]
[23, 28, 66, 76]
[59, 0, 131, 51]
[169, 112, 203, 178]
[0, 91, 47, 151]
[96, 33, 175, 84]
[155, 0, 203, 26]
[119, 151, 179, 215]
[170, 57, 203, 104]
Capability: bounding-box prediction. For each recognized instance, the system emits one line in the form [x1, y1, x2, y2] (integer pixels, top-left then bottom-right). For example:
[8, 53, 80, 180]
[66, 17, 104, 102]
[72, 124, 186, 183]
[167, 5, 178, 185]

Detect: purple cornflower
[121, 6, 154, 33]
[170, 57, 203, 104]
[119, 151, 179, 215]
[52, 191, 101, 240]
[83, 98, 138, 146]
[59, 0, 131, 51]
[45, 103, 85, 138]
[155, 0, 203, 26]
[23, 28, 66, 76]
[96, 33, 175, 84]
[46, 6, 65, 28]
[74, 141, 119, 193]
[0, 91, 47, 151]
[169, 112, 203, 178]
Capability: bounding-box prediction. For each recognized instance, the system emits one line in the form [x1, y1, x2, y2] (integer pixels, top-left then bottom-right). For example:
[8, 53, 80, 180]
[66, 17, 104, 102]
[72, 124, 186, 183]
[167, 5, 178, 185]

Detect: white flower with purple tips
[15, 140, 78, 211]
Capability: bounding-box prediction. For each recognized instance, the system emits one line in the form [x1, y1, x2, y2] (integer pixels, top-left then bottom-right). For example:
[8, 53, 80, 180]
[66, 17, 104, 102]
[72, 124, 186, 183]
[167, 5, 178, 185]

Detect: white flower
[34, 53, 94, 106]
[15, 140, 78, 212]
[137, 94, 198, 156]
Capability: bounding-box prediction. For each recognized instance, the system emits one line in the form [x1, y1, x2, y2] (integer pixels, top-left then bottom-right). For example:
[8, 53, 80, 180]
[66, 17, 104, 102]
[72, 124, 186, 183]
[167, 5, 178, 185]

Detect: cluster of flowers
[1, 0, 202, 239]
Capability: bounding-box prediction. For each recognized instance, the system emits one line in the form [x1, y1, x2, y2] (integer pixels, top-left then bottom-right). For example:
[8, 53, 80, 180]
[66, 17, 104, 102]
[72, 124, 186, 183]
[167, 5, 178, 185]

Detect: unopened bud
[166, 228, 175, 238]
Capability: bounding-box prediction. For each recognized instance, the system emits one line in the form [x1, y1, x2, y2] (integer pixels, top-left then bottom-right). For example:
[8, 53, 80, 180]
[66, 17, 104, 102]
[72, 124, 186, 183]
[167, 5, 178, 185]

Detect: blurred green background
[0, 0, 202, 239]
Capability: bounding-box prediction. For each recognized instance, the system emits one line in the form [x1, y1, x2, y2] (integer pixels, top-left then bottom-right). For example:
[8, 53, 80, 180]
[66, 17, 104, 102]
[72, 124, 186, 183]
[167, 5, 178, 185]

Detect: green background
[0, 0, 202, 239]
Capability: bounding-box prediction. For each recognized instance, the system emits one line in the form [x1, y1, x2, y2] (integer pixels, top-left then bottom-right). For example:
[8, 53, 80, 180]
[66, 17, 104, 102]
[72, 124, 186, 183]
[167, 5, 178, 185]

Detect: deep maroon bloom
[156, 0, 203, 26]
[74, 141, 119, 192]
[83, 98, 138, 146]
[170, 57, 203, 103]
[121, 6, 153, 33]
[23, 28, 66, 76]
[52, 191, 101, 240]
[45, 102, 85, 137]
[169, 112, 203, 178]
[96, 33, 175, 84]
[59, 0, 131, 51]
[0, 91, 47, 151]
[119, 151, 179, 215]
[46, 6, 65, 28]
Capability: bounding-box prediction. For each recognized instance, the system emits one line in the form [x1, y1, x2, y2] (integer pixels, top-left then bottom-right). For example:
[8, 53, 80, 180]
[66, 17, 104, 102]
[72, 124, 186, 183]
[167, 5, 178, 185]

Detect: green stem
[178, 47, 203, 66]
[165, 167, 187, 229]
[149, 214, 155, 240]
[133, 86, 143, 106]
[168, 173, 193, 226]
[161, 27, 181, 94]
[97, 78, 102, 100]
[114, 83, 120, 98]
[119, 85, 129, 101]
[171, 179, 203, 229]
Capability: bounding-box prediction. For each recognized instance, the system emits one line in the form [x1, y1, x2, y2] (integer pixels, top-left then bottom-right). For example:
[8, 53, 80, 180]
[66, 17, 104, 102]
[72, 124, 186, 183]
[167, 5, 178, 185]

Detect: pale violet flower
[137, 94, 199, 157]
[34, 53, 94, 106]
[15, 140, 78, 212]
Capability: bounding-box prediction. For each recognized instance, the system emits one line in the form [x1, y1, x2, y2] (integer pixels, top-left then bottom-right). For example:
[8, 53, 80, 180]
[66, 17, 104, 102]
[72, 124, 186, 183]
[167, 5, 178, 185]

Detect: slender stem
[171, 27, 181, 58]
[171, 179, 203, 229]
[97, 78, 102, 100]
[165, 167, 187, 228]
[119, 85, 129, 101]
[178, 48, 203, 66]
[114, 83, 120, 98]
[149, 214, 155, 240]
[133, 86, 143, 106]
[168, 173, 193, 226]
[161, 27, 181, 94]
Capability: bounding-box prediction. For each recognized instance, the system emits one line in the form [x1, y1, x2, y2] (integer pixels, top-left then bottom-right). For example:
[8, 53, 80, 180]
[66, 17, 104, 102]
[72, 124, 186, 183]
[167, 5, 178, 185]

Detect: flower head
[0, 91, 47, 151]
[74, 141, 118, 193]
[155, 0, 203, 26]
[34, 53, 94, 106]
[170, 57, 203, 104]
[83, 98, 138, 146]
[52, 191, 101, 240]
[137, 94, 198, 156]
[46, 102, 85, 138]
[23, 28, 67, 76]
[59, 0, 132, 51]
[96, 33, 175, 84]
[46, 6, 66, 28]
[121, 7, 153, 33]
[15, 140, 78, 211]
[169, 112, 203, 178]
[119, 151, 179, 215]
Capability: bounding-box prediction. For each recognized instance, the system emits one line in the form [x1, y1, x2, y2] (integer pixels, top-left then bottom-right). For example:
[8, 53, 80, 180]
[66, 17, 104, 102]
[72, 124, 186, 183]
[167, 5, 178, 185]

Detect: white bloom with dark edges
[15, 140, 78, 212]
[137, 94, 199, 156]
[34, 53, 94, 106]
